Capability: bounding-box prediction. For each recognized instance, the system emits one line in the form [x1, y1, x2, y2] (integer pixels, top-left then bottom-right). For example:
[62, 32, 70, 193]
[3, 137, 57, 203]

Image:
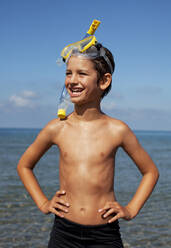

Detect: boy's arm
[120, 124, 159, 218]
[17, 121, 55, 210]
[99, 122, 159, 222]
[17, 120, 70, 216]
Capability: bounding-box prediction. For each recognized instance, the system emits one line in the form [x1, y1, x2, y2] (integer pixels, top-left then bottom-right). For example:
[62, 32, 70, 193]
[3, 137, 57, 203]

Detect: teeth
[71, 88, 83, 92]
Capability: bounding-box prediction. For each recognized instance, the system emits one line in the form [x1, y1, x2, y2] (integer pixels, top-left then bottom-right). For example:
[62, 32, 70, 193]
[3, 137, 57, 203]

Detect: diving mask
[61, 19, 100, 62]
[61, 30, 113, 74]
[61, 35, 97, 62]
[65, 43, 114, 74]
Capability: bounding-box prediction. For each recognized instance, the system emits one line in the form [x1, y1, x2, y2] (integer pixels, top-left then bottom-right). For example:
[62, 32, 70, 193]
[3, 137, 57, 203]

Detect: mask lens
[61, 36, 96, 60]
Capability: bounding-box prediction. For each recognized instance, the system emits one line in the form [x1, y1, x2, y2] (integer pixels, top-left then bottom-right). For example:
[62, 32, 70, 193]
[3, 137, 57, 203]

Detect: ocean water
[0, 128, 171, 248]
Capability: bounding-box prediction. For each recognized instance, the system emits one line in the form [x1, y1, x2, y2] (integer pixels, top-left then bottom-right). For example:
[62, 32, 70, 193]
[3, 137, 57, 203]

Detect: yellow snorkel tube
[58, 20, 101, 119]
[86, 19, 101, 36]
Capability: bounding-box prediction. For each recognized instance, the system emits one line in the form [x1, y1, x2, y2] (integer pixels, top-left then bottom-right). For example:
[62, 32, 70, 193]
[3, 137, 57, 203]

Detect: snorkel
[57, 20, 101, 119]
[61, 20, 101, 63]
[84, 19, 101, 38]
[57, 20, 114, 119]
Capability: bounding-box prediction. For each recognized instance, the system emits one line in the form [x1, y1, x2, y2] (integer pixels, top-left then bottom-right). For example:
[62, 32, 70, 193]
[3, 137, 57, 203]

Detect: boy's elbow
[17, 161, 22, 175]
[152, 166, 159, 183]
[17, 159, 28, 174]
[145, 165, 159, 184]
[17, 158, 34, 174]
[155, 167, 160, 181]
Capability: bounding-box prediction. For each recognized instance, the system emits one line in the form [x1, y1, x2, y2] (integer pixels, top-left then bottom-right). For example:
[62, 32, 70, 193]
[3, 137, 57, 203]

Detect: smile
[69, 87, 84, 97]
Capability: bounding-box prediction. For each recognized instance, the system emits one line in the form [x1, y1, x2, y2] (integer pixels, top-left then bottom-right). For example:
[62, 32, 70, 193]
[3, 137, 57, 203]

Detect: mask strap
[97, 46, 114, 74]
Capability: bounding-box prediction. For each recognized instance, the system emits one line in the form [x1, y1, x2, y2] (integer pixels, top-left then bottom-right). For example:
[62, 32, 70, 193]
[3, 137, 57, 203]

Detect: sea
[0, 128, 171, 248]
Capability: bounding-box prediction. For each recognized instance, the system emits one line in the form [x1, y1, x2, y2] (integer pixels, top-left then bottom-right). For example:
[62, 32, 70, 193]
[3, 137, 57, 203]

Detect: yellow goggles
[61, 35, 97, 62]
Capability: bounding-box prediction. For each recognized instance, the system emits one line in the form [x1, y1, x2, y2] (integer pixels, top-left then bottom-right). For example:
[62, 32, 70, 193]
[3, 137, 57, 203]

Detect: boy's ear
[99, 73, 112, 91]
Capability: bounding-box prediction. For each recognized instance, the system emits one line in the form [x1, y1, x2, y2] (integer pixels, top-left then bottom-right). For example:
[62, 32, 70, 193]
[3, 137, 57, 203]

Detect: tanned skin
[17, 56, 159, 225]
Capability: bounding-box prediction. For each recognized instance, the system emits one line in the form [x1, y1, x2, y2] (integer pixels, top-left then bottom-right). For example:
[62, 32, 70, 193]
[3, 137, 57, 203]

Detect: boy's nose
[69, 74, 79, 84]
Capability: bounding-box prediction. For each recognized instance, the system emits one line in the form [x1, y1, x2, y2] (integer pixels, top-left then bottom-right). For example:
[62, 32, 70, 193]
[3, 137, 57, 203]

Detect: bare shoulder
[36, 118, 65, 145]
[43, 118, 62, 133]
[104, 115, 137, 146]
[105, 115, 131, 135]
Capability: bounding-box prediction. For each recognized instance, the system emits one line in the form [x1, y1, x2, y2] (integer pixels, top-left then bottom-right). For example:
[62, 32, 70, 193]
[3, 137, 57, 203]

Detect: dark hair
[86, 44, 115, 98]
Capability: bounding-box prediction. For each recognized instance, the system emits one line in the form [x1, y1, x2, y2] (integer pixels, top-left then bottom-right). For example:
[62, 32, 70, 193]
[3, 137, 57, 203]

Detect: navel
[80, 207, 85, 212]
[100, 152, 105, 157]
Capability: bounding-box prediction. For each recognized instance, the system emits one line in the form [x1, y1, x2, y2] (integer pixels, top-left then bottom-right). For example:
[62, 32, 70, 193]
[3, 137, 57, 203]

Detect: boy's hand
[98, 201, 132, 223]
[40, 190, 70, 217]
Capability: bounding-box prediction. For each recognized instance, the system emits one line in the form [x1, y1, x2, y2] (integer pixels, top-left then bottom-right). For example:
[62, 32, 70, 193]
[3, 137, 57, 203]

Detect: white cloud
[9, 95, 30, 107]
[9, 90, 37, 108]
[22, 90, 37, 98]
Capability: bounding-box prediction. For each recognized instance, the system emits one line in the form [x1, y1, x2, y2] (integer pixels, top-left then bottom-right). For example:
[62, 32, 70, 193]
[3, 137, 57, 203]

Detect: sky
[0, 0, 171, 130]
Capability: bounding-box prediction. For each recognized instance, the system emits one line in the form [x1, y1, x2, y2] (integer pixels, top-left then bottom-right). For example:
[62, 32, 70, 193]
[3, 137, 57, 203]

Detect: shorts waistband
[55, 215, 119, 229]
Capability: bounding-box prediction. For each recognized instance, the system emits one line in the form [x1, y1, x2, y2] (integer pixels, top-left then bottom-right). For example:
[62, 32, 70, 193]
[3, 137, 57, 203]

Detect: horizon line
[0, 127, 171, 132]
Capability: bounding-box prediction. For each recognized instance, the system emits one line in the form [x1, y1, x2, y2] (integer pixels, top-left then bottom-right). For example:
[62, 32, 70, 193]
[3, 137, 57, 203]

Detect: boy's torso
[52, 114, 123, 225]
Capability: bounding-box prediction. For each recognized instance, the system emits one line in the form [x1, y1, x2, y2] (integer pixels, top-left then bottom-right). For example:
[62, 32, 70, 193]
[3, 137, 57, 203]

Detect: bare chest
[57, 125, 117, 163]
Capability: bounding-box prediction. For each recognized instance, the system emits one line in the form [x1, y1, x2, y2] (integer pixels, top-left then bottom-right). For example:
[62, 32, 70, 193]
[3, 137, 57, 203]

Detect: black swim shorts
[48, 215, 124, 248]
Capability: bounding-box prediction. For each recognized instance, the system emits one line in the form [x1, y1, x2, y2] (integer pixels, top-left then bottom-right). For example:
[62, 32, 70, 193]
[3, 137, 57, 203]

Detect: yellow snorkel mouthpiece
[57, 109, 66, 119]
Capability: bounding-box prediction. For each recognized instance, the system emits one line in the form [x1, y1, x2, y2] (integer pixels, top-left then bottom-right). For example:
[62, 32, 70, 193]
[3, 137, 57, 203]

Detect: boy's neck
[73, 102, 103, 122]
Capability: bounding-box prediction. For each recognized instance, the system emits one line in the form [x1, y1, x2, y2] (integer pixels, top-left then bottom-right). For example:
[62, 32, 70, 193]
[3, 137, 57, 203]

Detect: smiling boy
[17, 43, 159, 247]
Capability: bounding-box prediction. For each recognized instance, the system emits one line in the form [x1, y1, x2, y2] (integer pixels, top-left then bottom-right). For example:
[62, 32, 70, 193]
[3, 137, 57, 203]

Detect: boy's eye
[79, 72, 87, 75]
[65, 71, 88, 76]
[66, 72, 71, 76]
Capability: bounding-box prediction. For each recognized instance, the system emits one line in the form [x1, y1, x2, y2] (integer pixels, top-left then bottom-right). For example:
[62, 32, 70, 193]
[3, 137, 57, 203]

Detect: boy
[17, 42, 159, 247]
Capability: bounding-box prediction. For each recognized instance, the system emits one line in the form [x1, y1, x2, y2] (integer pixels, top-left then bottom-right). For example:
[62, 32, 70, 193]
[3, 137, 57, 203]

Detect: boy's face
[65, 55, 102, 105]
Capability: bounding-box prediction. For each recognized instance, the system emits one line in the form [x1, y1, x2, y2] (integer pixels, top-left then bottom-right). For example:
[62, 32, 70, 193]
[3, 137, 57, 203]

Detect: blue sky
[0, 0, 171, 130]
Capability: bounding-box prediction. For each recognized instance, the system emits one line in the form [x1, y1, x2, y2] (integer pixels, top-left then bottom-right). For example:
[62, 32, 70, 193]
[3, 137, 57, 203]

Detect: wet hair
[86, 44, 115, 99]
